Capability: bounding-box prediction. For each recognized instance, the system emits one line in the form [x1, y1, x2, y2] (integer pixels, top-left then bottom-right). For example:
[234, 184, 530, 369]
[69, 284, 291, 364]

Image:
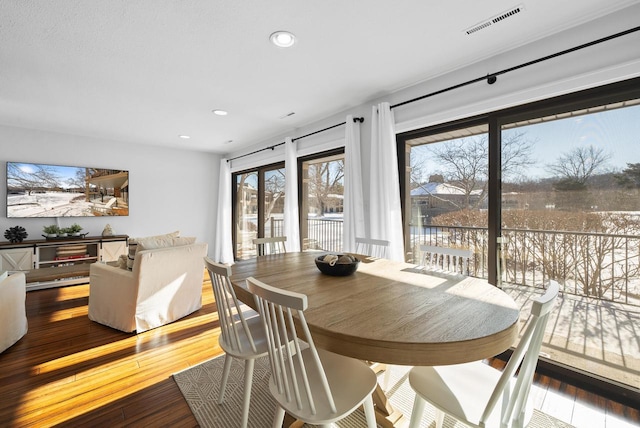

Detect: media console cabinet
[0, 235, 128, 291]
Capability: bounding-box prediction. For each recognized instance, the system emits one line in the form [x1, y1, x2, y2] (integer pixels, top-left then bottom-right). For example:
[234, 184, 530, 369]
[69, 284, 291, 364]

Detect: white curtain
[343, 115, 365, 253]
[213, 158, 234, 264]
[370, 102, 405, 262]
[284, 137, 301, 252]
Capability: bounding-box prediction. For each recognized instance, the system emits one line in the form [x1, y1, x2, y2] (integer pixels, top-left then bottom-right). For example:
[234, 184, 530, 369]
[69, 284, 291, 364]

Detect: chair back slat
[481, 280, 560, 426]
[247, 276, 337, 416]
[355, 237, 390, 258]
[205, 258, 257, 354]
[258, 298, 284, 393]
[253, 236, 287, 256]
[420, 244, 473, 275]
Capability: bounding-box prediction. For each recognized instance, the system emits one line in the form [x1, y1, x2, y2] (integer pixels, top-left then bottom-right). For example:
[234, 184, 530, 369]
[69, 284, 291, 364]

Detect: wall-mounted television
[7, 162, 129, 218]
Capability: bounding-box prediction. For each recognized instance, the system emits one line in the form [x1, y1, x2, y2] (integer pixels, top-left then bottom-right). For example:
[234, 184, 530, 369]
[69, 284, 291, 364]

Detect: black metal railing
[271, 217, 640, 306]
[410, 224, 640, 306]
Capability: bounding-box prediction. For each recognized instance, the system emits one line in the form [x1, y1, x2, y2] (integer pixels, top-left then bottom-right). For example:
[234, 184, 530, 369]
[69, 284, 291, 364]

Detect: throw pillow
[137, 236, 196, 252]
[127, 231, 180, 270]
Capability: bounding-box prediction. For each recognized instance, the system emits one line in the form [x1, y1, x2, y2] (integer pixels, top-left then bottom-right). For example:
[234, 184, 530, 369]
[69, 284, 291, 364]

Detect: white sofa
[88, 242, 208, 333]
[0, 271, 28, 353]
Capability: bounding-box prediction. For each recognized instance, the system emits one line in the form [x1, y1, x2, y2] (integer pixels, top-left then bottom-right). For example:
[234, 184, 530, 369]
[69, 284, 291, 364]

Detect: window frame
[297, 148, 345, 251]
[396, 76, 640, 406]
[231, 161, 285, 260]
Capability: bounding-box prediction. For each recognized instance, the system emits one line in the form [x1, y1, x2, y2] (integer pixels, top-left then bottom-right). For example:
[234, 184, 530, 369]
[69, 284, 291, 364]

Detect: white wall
[0, 125, 220, 249]
[226, 4, 640, 218]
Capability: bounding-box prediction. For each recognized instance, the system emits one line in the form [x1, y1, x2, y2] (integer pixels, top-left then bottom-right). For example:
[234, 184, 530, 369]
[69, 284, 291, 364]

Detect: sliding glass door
[500, 98, 640, 389]
[398, 78, 640, 396]
[232, 163, 285, 260]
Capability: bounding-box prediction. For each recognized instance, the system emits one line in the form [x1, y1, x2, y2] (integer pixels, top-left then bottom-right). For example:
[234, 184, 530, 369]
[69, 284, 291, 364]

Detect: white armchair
[0, 271, 28, 353]
[88, 242, 208, 333]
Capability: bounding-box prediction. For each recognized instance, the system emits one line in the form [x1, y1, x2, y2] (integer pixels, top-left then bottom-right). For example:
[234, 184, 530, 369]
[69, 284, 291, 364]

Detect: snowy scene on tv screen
[7, 162, 129, 218]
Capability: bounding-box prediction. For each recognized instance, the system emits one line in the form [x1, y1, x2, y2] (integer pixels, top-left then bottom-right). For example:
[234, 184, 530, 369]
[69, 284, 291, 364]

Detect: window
[402, 122, 489, 275]
[300, 149, 345, 252]
[398, 77, 640, 400]
[500, 98, 640, 390]
[232, 163, 285, 260]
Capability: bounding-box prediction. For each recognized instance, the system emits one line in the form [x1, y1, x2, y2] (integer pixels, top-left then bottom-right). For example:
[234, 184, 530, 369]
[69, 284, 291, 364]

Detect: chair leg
[272, 406, 286, 428]
[218, 354, 233, 404]
[240, 358, 255, 428]
[408, 395, 426, 428]
[363, 395, 377, 428]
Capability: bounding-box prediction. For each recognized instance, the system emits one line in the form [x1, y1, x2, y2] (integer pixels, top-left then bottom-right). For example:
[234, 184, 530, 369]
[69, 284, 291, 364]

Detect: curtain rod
[226, 26, 639, 164]
[391, 25, 640, 110]
[227, 117, 364, 163]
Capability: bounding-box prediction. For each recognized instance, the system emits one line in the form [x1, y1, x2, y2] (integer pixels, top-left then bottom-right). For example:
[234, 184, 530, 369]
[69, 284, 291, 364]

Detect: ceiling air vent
[465, 4, 525, 35]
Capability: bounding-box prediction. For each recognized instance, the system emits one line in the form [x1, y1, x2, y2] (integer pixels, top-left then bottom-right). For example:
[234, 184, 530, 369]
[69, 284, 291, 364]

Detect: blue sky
[12, 162, 83, 188]
[411, 103, 639, 183]
[504, 103, 640, 179]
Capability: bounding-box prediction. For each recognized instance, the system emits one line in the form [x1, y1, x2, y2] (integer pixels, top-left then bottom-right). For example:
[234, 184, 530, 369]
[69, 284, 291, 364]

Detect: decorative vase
[102, 224, 113, 237]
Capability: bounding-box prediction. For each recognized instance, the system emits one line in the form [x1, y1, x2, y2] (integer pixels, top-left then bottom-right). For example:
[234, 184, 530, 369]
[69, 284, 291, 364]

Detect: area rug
[173, 355, 574, 428]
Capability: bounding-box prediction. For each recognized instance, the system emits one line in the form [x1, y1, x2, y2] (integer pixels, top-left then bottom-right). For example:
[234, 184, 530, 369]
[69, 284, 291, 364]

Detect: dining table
[229, 251, 520, 427]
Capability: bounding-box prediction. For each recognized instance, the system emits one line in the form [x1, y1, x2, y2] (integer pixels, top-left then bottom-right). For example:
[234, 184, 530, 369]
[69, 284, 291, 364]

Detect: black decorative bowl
[315, 254, 360, 276]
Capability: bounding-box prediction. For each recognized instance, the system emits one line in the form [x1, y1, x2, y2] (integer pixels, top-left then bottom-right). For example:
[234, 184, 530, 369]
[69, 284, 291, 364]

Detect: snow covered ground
[8, 192, 95, 217]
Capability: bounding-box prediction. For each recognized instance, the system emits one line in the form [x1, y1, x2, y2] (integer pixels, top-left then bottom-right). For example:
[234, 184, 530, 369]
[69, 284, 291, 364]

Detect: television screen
[7, 162, 129, 218]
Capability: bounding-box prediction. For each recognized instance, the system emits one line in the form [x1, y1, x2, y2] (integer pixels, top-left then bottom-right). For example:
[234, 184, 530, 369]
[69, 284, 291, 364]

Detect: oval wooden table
[229, 251, 520, 427]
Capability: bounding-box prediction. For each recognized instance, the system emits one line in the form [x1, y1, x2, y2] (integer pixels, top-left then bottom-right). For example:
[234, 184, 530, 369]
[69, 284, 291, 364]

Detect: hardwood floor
[0, 278, 638, 427]
[0, 280, 220, 427]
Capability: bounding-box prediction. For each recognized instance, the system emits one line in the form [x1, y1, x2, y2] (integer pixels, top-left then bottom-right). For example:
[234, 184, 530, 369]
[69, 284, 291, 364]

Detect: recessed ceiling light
[179, 135, 190, 139]
[212, 109, 228, 116]
[270, 31, 296, 48]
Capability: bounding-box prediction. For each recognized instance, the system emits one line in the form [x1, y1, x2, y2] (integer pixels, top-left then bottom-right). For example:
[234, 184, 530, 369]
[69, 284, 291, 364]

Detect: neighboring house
[88, 170, 129, 203]
[411, 182, 484, 223]
[308, 193, 344, 216]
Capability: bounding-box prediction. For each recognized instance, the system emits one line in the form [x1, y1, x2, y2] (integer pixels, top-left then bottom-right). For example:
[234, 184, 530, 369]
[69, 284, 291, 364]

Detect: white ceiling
[1, 1, 638, 154]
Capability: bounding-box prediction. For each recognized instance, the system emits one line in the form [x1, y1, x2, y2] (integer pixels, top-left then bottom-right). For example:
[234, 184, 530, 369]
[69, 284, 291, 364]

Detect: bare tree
[502, 131, 537, 180]
[67, 168, 87, 190]
[264, 169, 285, 224]
[547, 145, 611, 190]
[409, 151, 429, 189]
[307, 160, 344, 215]
[235, 172, 258, 233]
[7, 163, 61, 195]
[426, 132, 534, 208]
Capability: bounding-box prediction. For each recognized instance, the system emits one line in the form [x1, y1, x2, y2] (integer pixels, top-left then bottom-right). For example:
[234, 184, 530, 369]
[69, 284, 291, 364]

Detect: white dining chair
[246, 276, 378, 428]
[420, 244, 473, 275]
[355, 237, 390, 258]
[252, 236, 287, 256]
[407, 280, 560, 428]
[204, 257, 270, 428]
